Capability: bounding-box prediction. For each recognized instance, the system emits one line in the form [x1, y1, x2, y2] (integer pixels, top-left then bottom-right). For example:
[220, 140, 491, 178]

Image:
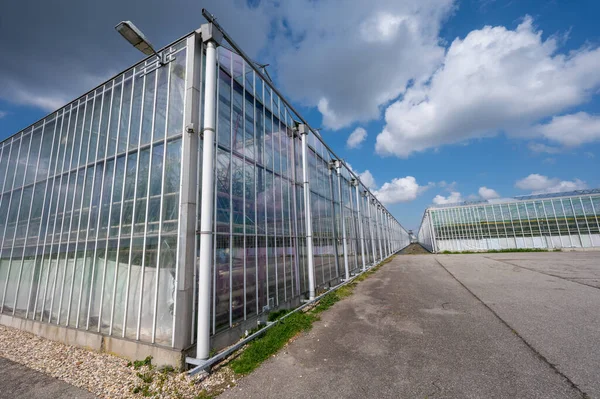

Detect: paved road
[0, 357, 95, 399]
[223, 252, 600, 399]
[441, 252, 600, 397]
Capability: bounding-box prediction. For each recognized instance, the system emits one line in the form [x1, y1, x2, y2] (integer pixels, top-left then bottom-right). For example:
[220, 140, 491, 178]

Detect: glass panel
[141, 70, 157, 146]
[167, 49, 186, 137]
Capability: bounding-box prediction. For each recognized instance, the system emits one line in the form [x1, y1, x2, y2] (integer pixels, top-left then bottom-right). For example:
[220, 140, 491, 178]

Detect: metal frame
[418, 192, 600, 252]
[0, 15, 410, 367]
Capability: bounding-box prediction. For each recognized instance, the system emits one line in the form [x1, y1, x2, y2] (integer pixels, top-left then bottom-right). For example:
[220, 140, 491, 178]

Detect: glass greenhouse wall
[0, 25, 410, 359]
[418, 190, 600, 253]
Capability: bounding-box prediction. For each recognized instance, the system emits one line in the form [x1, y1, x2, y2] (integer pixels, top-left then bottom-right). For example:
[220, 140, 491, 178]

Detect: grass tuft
[267, 308, 291, 322]
[129, 355, 153, 370]
[228, 256, 397, 376]
[229, 311, 317, 375]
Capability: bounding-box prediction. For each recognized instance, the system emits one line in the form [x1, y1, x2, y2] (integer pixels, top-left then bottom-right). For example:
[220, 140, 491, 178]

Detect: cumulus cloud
[347, 127, 368, 149]
[373, 176, 430, 204]
[376, 16, 600, 157]
[272, 0, 454, 129]
[358, 170, 377, 189]
[478, 186, 500, 200]
[432, 191, 463, 205]
[515, 174, 587, 194]
[529, 112, 600, 147]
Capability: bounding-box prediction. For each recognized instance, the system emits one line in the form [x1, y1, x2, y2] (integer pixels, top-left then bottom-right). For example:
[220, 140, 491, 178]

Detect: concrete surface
[440, 251, 600, 398]
[223, 252, 600, 399]
[0, 357, 95, 399]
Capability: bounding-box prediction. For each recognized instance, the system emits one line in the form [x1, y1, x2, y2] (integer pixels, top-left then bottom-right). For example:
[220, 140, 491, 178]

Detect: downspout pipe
[196, 24, 222, 360]
[299, 124, 316, 300]
[335, 161, 350, 281]
[353, 179, 366, 272]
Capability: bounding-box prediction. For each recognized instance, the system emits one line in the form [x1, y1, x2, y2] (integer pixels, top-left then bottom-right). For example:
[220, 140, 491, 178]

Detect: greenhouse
[418, 190, 600, 253]
[0, 20, 410, 366]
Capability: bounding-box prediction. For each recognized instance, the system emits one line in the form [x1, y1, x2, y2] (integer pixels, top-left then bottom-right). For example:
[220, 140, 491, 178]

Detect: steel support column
[352, 180, 366, 272]
[299, 124, 316, 299]
[335, 161, 350, 281]
[174, 31, 201, 349]
[196, 24, 221, 360]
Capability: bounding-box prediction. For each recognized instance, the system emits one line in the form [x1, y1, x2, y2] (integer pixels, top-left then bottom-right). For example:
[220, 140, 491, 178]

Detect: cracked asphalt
[222, 252, 600, 399]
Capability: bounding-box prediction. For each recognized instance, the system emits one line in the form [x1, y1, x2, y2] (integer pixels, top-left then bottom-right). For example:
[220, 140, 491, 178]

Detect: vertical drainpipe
[353, 180, 366, 272]
[298, 124, 316, 300]
[196, 24, 222, 360]
[335, 161, 350, 281]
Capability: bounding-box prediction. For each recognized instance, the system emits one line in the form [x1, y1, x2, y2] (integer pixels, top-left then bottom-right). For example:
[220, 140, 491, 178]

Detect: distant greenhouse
[0, 19, 410, 367]
[418, 190, 600, 253]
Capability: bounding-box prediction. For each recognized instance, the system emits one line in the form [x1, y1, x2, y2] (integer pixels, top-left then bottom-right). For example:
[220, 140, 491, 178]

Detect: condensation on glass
[418, 192, 600, 252]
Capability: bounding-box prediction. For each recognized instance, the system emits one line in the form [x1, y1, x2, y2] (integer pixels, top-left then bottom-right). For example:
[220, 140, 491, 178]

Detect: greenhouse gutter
[186, 250, 400, 376]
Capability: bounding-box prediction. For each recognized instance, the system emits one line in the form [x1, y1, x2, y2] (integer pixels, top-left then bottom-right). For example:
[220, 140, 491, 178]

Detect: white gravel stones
[0, 325, 235, 398]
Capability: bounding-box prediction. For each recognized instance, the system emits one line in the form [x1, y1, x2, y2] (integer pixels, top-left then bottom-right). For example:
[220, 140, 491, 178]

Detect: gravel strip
[0, 325, 236, 398]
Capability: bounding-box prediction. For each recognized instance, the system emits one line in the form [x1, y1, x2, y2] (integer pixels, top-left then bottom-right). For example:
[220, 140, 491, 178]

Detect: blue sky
[1, 0, 599, 231]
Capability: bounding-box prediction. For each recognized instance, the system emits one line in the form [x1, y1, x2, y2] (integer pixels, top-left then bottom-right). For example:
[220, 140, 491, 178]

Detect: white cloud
[0, 111, 6, 119]
[478, 186, 500, 200]
[515, 174, 587, 194]
[437, 180, 457, 192]
[432, 191, 463, 205]
[272, 0, 455, 130]
[347, 127, 368, 149]
[376, 16, 600, 157]
[528, 142, 561, 154]
[358, 170, 377, 189]
[373, 176, 430, 204]
[530, 112, 600, 147]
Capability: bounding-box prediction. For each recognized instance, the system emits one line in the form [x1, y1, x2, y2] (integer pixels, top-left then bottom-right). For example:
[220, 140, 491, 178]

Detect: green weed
[129, 355, 153, 370]
[228, 255, 396, 376]
[267, 308, 291, 322]
[230, 311, 317, 375]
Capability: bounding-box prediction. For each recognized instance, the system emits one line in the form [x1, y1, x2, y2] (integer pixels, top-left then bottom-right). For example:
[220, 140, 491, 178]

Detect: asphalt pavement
[2, 251, 598, 398]
[223, 252, 600, 398]
[0, 357, 95, 399]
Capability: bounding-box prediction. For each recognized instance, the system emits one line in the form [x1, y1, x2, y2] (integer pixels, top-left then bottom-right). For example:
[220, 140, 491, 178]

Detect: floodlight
[115, 21, 166, 64]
